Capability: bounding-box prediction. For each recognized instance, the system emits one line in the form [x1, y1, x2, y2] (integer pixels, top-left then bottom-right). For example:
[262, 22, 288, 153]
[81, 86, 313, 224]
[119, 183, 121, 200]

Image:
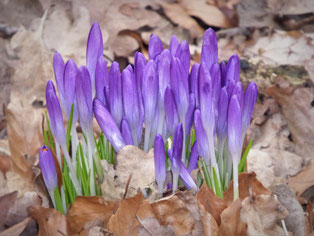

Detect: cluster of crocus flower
[39, 21, 257, 212]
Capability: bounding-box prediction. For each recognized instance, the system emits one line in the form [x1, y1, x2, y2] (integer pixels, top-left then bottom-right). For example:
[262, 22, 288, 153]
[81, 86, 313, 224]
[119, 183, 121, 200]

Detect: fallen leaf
[180, 0, 234, 28]
[101, 146, 158, 200]
[29, 206, 68, 236]
[272, 184, 305, 236]
[107, 192, 144, 236]
[0, 191, 17, 231]
[0, 217, 31, 236]
[219, 199, 247, 236]
[240, 194, 288, 235]
[196, 184, 227, 225]
[159, 2, 204, 39]
[67, 196, 119, 235]
[151, 194, 195, 235]
[288, 162, 314, 198]
[224, 172, 271, 205]
[197, 202, 219, 236]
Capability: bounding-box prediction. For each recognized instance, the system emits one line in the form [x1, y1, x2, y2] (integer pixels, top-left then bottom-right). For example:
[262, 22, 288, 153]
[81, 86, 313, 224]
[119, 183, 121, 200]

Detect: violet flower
[185, 93, 196, 137]
[122, 65, 140, 145]
[164, 87, 179, 137]
[154, 134, 166, 194]
[109, 62, 123, 127]
[95, 56, 109, 107]
[142, 60, 158, 152]
[242, 82, 257, 141]
[179, 161, 198, 192]
[171, 123, 183, 193]
[225, 54, 240, 96]
[148, 34, 163, 60]
[175, 40, 190, 77]
[189, 63, 200, 108]
[94, 98, 126, 153]
[220, 61, 227, 87]
[53, 52, 65, 110]
[200, 28, 218, 71]
[194, 109, 210, 164]
[86, 22, 103, 97]
[188, 141, 199, 173]
[39, 146, 58, 191]
[121, 118, 133, 146]
[228, 95, 242, 200]
[169, 35, 179, 56]
[46, 81, 66, 148]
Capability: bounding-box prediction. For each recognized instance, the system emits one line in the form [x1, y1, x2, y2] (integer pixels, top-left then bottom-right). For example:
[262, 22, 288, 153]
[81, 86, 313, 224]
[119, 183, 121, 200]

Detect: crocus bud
[225, 54, 240, 95]
[164, 87, 179, 137]
[121, 118, 133, 145]
[220, 61, 227, 87]
[109, 62, 123, 127]
[169, 35, 179, 56]
[93, 99, 126, 153]
[154, 134, 166, 194]
[148, 34, 163, 60]
[216, 87, 228, 140]
[175, 41, 190, 77]
[194, 109, 210, 164]
[200, 28, 218, 70]
[228, 95, 242, 162]
[134, 52, 146, 96]
[185, 93, 195, 136]
[171, 123, 183, 192]
[179, 161, 198, 192]
[53, 51, 65, 110]
[86, 22, 104, 97]
[188, 141, 199, 173]
[122, 65, 140, 145]
[142, 60, 158, 126]
[46, 82, 66, 146]
[76, 66, 93, 132]
[231, 82, 243, 109]
[242, 82, 257, 135]
[63, 59, 78, 120]
[157, 49, 171, 107]
[46, 80, 56, 94]
[39, 146, 58, 191]
[170, 57, 189, 119]
[189, 63, 200, 107]
[199, 63, 215, 138]
[210, 63, 221, 105]
[95, 56, 109, 107]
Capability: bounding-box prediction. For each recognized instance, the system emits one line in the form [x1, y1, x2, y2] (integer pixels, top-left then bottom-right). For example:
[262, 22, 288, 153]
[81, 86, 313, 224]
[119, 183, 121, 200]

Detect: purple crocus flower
[210, 63, 221, 105]
[122, 65, 140, 145]
[148, 34, 163, 60]
[179, 161, 198, 192]
[189, 63, 200, 107]
[95, 56, 109, 107]
[93, 98, 126, 153]
[225, 54, 240, 96]
[46, 81, 66, 147]
[164, 87, 179, 137]
[200, 28, 218, 71]
[109, 62, 123, 127]
[228, 95, 242, 162]
[242, 82, 257, 138]
[216, 87, 229, 140]
[39, 146, 58, 191]
[175, 40, 190, 77]
[194, 109, 210, 164]
[231, 82, 244, 109]
[76, 66, 93, 133]
[154, 134, 166, 194]
[142, 60, 158, 151]
[170, 57, 189, 119]
[185, 93, 195, 136]
[169, 35, 179, 56]
[188, 141, 199, 173]
[86, 22, 103, 97]
[63, 59, 78, 120]
[121, 118, 133, 146]
[220, 61, 227, 87]
[171, 123, 183, 192]
[53, 52, 65, 111]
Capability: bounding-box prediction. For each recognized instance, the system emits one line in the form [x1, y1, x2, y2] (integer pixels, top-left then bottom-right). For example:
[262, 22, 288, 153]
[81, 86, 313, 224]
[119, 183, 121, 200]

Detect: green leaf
[45, 111, 55, 151]
[54, 187, 64, 214]
[212, 167, 223, 199]
[66, 104, 74, 152]
[238, 139, 253, 173]
[200, 159, 212, 189]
